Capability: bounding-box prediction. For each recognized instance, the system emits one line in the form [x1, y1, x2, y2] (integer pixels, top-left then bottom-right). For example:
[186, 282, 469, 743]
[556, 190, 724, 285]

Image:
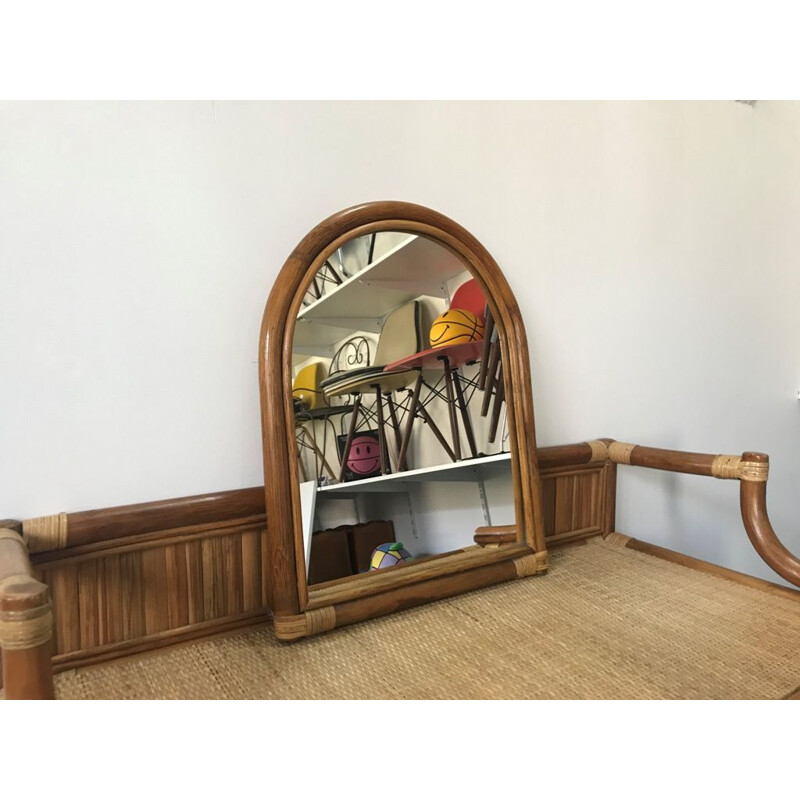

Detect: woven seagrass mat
[51, 538, 800, 700]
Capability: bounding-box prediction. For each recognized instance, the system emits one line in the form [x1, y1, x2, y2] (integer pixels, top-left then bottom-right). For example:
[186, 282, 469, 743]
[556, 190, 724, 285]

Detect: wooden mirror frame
[259, 201, 548, 641]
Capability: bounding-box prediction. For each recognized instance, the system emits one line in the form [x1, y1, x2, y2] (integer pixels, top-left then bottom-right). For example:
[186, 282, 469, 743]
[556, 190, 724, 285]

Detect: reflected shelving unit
[292, 230, 513, 579]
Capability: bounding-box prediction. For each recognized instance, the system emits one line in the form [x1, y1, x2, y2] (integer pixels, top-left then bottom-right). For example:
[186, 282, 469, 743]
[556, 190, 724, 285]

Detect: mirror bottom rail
[305, 542, 538, 610]
[277, 544, 547, 641]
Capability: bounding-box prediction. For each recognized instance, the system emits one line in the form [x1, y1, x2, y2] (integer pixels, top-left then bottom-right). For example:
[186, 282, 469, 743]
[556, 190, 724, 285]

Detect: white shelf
[292, 321, 356, 362]
[296, 235, 466, 334]
[317, 452, 512, 496]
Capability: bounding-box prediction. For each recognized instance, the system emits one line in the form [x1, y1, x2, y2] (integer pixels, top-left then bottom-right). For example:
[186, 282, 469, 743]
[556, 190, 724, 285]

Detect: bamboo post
[0, 526, 55, 700]
[594, 439, 800, 589]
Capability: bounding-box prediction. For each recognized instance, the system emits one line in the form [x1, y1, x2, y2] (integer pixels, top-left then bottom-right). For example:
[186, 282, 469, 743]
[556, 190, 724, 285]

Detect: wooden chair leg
[384, 392, 405, 470]
[415, 400, 458, 462]
[481, 338, 501, 417]
[338, 394, 362, 482]
[488, 364, 505, 444]
[440, 356, 462, 460]
[478, 306, 495, 391]
[300, 424, 336, 480]
[398, 372, 424, 470]
[296, 435, 309, 482]
[374, 386, 389, 475]
[452, 368, 478, 458]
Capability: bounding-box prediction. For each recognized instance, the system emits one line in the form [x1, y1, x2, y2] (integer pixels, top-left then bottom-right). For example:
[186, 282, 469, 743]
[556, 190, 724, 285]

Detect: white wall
[2, 100, 799, 585]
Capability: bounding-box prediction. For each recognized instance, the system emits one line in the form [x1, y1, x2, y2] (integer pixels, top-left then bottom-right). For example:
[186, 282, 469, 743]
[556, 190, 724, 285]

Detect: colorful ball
[429, 308, 485, 348]
[369, 542, 413, 570]
[346, 435, 381, 475]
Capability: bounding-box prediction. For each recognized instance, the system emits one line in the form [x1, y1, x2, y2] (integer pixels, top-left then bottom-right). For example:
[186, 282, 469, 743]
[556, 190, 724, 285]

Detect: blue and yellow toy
[369, 542, 413, 570]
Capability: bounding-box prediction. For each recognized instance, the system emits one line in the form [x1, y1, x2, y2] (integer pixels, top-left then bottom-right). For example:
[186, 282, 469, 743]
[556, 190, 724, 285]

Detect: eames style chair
[292, 362, 328, 412]
[383, 278, 496, 465]
[292, 362, 356, 483]
[320, 300, 425, 480]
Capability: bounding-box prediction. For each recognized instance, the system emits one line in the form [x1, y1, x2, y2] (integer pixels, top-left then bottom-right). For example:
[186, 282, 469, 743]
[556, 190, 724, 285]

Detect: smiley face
[347, 435, 381, 475]
[429, 309, 483, 348]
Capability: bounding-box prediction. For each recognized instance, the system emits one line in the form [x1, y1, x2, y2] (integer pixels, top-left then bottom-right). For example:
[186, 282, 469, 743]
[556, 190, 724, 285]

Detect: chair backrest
[374, 301, 423, 365]
[329, 335, 373, 377]
[450, 278, 487, 321]
[292, 362, 327, 410]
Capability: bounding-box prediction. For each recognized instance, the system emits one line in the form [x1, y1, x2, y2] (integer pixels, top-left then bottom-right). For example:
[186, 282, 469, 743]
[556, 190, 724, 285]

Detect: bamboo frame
[258, 202, 548, 639]
[0, 526, 55, 699]
[4, 442, 604, 682]
[594, 439, 800, 588]
[10, 432, 796, 685]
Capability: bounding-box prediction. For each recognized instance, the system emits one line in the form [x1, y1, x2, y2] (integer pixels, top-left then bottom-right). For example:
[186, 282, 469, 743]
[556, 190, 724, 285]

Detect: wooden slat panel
[571, 472, 588, 531]
[122, 551, 146, 640]
[45, 563, 80, 654]
[185, 540, 204, 626]
[541, 477, 556, 538]
[584, 471, 600, 529]
[164, 544, 189, 630]
[77, 560, 99, 649]
[142, 548, 169, 635]
[554, 475, 574, 535]
[570, 474, 581, 532]
[104, 555, 123, 644]
[201, 536, 226, 621]
[223, 533, 244, 617]
[214, 536, 228, 617]
[95, 557, 109, 647]
[241, 528, 262, 611]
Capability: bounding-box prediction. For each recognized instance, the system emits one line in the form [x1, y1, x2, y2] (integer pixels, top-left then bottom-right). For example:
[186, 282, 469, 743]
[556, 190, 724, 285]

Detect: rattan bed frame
[2, 202, 799, 698]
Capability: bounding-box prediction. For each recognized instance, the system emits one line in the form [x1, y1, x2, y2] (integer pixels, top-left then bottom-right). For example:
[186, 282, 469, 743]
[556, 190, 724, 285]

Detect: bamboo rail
[0, 523, 55, 699]
[577, 439, 800, 589]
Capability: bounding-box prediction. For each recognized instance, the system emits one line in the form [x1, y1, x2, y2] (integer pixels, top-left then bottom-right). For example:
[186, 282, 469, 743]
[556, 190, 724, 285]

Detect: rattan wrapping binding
[306, 606, 336, 635]
[738, 461, 769, 482]
[607, 441, 636, 465]
[587, 440, 609, 463]
[514, 553, 546, 578]
[0, 600, 53, 650]
[23, 512, 68, 553]
[711, 455, 742, 480]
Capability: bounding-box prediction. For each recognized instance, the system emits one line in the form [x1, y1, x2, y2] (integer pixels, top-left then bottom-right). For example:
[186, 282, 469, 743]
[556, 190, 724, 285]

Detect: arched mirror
[259, 202, 547, 641]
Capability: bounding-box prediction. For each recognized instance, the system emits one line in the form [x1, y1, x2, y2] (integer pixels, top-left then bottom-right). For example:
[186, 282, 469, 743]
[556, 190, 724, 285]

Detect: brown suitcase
[307, 525, 353, 585]
[307, 520, 396, 583]
[348, 520, 395, 573]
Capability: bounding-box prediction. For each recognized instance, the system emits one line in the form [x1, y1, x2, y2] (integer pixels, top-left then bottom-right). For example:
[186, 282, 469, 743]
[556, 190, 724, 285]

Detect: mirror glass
[290, 231, 515, 587]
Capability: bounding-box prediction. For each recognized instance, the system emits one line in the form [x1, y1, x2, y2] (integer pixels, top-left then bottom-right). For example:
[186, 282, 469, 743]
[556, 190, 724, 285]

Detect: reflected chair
[293, 362, 354, 483]
[320, 300, 425, 479]
[383, 278, 495, 465]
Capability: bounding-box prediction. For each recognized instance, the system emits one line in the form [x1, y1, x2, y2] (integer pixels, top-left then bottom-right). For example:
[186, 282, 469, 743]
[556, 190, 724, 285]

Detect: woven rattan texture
[51, 539, 800, 700]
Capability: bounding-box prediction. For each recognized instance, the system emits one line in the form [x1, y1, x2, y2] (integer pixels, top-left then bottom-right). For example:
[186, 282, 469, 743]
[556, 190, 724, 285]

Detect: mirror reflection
[291, 232, 515, 587]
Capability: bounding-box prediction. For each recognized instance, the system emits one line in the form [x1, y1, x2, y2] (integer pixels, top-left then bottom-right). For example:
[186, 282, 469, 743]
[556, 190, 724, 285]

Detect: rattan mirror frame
[259, 201, 547, 641]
